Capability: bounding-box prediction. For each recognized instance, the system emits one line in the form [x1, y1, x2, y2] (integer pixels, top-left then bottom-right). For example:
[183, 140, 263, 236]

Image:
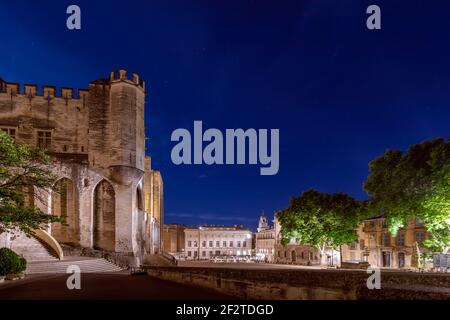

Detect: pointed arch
[51, 178, 79, 245]
[93, 179, 116, 251]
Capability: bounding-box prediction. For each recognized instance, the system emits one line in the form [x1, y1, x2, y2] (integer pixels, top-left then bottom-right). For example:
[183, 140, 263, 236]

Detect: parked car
[212, 256, 226, 263]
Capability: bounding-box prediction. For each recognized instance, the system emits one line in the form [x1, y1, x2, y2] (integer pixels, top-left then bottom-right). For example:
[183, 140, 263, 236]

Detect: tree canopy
[0, 131, 62, 236]
[276, 189, 367, 263]
[364, 138, 450, 253]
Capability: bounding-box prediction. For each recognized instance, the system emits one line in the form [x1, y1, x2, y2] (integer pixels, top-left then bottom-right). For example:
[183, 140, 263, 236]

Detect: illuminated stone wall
[0, 70, 162, 266]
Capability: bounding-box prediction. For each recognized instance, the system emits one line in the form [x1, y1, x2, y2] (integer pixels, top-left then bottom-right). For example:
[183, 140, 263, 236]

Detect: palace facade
[0, 70, 163, 266]
[184, 226, 252, 259]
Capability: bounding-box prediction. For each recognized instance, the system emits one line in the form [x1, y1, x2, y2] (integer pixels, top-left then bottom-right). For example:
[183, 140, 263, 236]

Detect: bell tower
[257, 212, 269, 232]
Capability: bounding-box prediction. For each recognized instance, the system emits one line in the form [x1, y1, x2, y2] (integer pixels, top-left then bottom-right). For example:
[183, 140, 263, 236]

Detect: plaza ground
[0, 272, 233, 300]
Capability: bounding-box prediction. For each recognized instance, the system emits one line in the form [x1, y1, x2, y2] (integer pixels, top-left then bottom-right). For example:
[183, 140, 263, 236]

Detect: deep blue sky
[1, 1, 449, 229]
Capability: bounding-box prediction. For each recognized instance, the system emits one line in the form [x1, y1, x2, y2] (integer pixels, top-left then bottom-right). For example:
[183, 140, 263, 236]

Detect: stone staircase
[9, 234, 58, 262]
[26, 257, 123, 274]
[143, 253, 177, 267]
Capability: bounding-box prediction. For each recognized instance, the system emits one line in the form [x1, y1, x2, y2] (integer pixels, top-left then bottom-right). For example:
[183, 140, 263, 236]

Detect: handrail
[33, 229, 64, 260]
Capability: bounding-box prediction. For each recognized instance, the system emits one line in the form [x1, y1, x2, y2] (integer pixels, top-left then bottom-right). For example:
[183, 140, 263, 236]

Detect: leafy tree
[0, 131, 62, 236]
[276, 189, 367, 265]
[364, 138, 450, 253]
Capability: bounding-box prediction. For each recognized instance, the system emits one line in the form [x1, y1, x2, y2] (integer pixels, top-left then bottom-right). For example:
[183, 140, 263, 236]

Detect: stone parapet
[144, 266, 450, 300]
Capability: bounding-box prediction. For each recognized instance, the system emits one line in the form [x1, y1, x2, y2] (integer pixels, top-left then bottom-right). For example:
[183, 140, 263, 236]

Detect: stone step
[26, 258, 123, 274]
[9, 234, 58, 262]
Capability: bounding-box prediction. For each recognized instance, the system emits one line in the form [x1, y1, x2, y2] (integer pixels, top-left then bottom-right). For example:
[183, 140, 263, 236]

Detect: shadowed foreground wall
[145, 267, 450, 300]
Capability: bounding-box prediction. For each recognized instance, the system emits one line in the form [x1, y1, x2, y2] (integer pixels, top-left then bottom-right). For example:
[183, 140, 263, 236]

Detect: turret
[88, 69, 146, 171]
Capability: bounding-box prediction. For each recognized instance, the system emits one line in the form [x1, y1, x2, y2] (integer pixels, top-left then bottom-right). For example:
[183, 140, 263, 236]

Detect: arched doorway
[136, 187, 145, 254]
[136, 187, 144, 211]
[52, 178, 78, 245]
[93, 180, 115, 251]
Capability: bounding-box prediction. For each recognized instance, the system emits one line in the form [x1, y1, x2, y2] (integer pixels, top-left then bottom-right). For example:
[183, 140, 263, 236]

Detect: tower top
[257, 211, 270, 232]
[108, 69, 145, 91]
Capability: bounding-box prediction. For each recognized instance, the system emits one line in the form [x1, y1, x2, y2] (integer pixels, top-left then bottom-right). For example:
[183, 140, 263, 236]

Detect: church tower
[257, 212, 270, 232]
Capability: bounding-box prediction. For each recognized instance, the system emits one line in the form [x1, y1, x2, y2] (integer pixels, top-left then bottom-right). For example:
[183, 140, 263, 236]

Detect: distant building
[255, 213, 276, 262]
[341, 216, 429, 269]
[184, 226, 252, 260]
[163, 224, 185, 254]
[274, 217, 335, 266]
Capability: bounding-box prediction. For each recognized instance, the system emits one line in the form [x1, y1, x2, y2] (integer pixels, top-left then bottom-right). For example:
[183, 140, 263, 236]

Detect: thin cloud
[166, 212, 255, 223]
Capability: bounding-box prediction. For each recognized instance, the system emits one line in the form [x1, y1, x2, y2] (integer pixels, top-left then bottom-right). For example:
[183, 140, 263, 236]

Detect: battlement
[0, 69, 145, 100]
[109, 69, 145, 91]
[0, 80, 89, 100]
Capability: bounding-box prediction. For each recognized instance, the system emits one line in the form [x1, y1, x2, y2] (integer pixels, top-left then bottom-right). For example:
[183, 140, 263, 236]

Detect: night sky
[1, 1, 449, 229]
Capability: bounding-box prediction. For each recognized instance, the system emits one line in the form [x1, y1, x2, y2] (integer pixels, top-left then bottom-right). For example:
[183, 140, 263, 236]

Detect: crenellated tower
[88, 69, 146, 171]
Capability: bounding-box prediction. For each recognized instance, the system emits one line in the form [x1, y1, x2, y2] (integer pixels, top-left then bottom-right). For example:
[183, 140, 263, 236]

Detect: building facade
[184, 226, 252, 260]
[163, 224, 186, 254]
[341, 216, 428, 269]
[0, 70, 163, 266]
[255, 213, 276, 262]
[274, 217, 335, 266]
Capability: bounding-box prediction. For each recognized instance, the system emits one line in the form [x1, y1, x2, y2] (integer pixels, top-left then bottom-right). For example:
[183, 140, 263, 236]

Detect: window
[223, 241, 227, 247]
[229, 241, 233, 248]
[360, 239, 365, 250]
[383, 233, 390, 246]
[193, 241, 198, 247]
[277, 251, 281, 258]
[216, 241, 220, 247]
[209, 241, 213, 247]
[209, 251, 213, 257]
[243, 241, 247, 248]
[1, 127, 16, 139]
[415, 217, 424, 227]
[237, 241, 241, 248]
[350, 241, 357, 250]
[382, 219, 388, 228]
[284, 251, 287, 258]
[202, 241, 206, 248]
[194, 251, 198, 258]
[415, 232, 425, 244]
[188, 241, 192, 247]
[397, 233, 405, 246]
[37, 131, 51, 149]
[202, 251, 206, 257]
[81, 146, 85, 152]
[187, 251, 192, 257]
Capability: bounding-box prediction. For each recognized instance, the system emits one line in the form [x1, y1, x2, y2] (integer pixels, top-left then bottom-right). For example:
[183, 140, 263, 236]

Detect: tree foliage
[364, 138, 450, 253]
[0, 131, 62, 236]
[276, 189, 367, 262]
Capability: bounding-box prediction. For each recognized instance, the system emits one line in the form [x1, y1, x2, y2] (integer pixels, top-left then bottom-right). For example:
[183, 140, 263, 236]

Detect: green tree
[276, 189, 367, 265]
[364, 138, 450, 253]
[0, 131, 62, 236]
